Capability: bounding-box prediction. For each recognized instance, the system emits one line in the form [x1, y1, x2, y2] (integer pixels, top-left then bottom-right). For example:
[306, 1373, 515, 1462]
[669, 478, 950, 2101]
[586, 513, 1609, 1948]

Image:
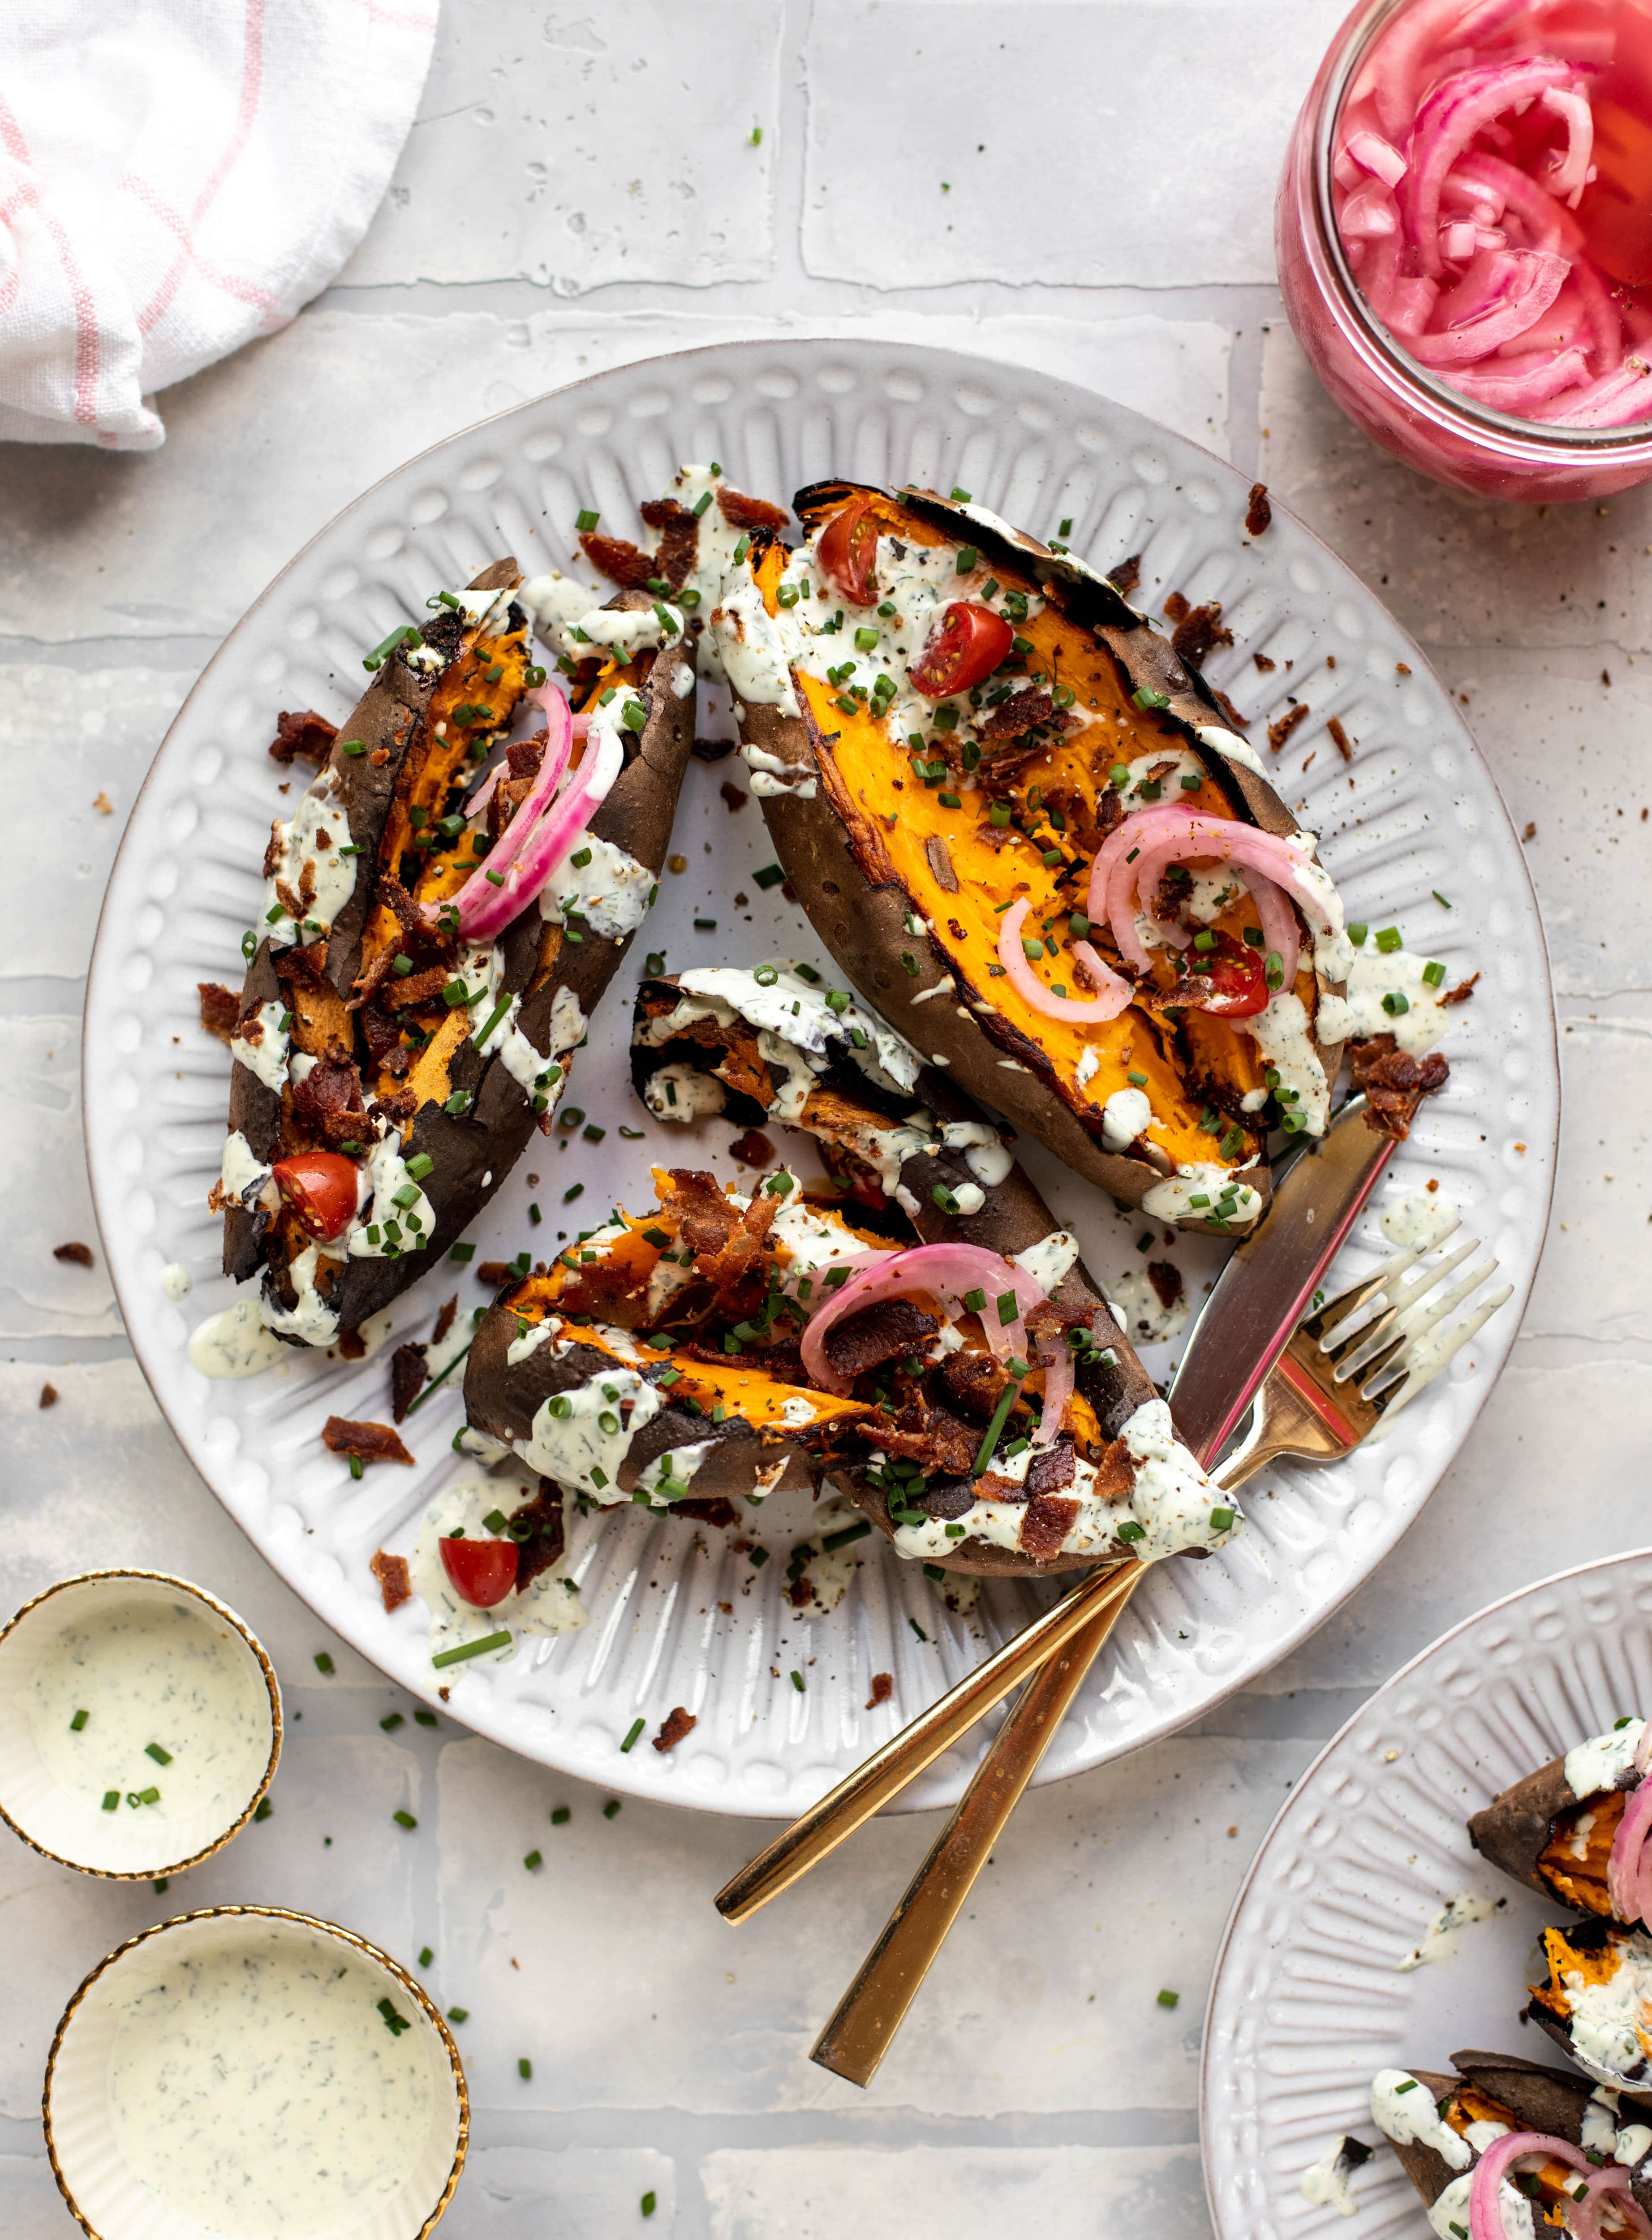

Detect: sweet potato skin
[736, 484, 1351, 1226]
[1384, 2053, 1652, 2219]
[238, 583, 696, 1343]
[1468, 1756, 1590, 1902]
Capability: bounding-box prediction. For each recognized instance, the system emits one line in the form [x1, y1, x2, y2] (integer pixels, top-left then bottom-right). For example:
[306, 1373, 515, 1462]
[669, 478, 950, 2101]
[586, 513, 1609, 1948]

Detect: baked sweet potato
[1372, 2051, 1652, 2231]
[213, 566, 695, 1349]
[707, 482, 1366, 1230]
[1527, 1918, 1652, 2089]
[1470, 1718, 1650, 1924]
[460, 967, 1237, 1577]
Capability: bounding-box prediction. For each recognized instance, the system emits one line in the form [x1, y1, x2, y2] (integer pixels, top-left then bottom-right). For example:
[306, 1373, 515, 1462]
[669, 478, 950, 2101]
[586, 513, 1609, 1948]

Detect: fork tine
[1333, 1241, 1490, 1381]
[1314, 1219, 1463, 1348]
[1369, 1284, 1515, 1433]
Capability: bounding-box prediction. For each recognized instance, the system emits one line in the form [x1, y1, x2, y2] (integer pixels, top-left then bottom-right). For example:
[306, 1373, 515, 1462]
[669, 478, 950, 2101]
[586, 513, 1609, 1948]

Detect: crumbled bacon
[1109, 554, 1141, 596]
[579, 532, 655, 589]
[1326, 715, 1355, 763]
[509, 1478, 568, 1590]
[389, 1343, 427, 1422]
[1020, 1493, 1082, 1561]
[322, 1415, 414, 1465]
[385, 965, 453, 1009]
[652, 1705, 698, 1753]
[1169, 602, 1233, 670]
[268, 710, 338, 765]
[198, 982, 241, 1042]
[728, 1129, 774, 1167]
[639, 498, 701, 589]
[982, 688, 1054, 738]
[865, 1671, 893, 1710]
[1442, 973, 1480, 1006]
[720, 780, 747, 812]
[1212, 689, 1251, 732]
[717, 487, 790, 533]
[1146, 1260, 1184, 1314]
[292, 1054, 372, 1150]
[672, 1495, 740, 1530]
[824, 1297, 938, 1380]
[1026, 1439, 1076, 1498]
[476, 1260, 516, 1285]
[1245, 482, 1273, 537]
[938, 1349, 1011, 1423]
[1267, 702, 1310, 754]
[859, 1401, 979, 1478]
[432, 1294, 458, 1346]
[1348, 1036, 1450, 1141]
[337, 1326, 366, 1361]
[53, 1241, 94, 1266]
[370, 1548, 412, 1611]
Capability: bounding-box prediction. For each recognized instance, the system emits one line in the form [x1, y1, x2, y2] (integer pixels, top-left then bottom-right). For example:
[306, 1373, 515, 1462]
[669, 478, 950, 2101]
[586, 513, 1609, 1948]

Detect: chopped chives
[519, 2057, 533, 2079]
[144, 1741, 172, 1765]
[419, 1945, 434, 1966]
[393, 1809, 418, 1829]
[603, 1799, 621, 1819]
[314, 1651, 336, 1675]
[381, 1713, 404, 1732]
[431, 1630, 510, 1668]
[101, 1789, 119, 1812]
[414, 1709, 438, 1726]
[69, 1708, 88, 1732]
[620, 1717, 645, 1753]
[524, 1849, 543, 1871]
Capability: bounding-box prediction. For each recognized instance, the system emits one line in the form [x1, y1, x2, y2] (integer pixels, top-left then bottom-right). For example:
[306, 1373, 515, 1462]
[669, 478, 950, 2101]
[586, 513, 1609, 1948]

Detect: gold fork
[803, 1233, 1515, 2085]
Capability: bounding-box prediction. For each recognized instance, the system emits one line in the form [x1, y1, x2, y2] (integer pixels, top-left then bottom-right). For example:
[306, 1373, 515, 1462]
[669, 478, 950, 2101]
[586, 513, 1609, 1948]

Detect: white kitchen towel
[0, 0, 437, 450]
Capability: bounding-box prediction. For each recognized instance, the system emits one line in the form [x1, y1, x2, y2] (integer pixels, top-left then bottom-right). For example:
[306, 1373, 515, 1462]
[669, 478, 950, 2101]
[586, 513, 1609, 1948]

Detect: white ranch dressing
[189, 1298, 286, 1378]
[1316, 941, 1454, 1055]
[1382, 1190, 1459, 1252]
[160, 1262, 192, 1300]
[348, 1130, 436, 1259]
[667, 965, 924, 1100]
[937, 1118, 1012, 1186]
[218, 1129, 273, 1213]
[1247, 988, 1330, 1132]
[25, 1596, 268, 1824]
[228, 1001, 290, 1094]
[1428, 2171, 1533, 2240]
[1297, 2136, 1363, 2218]
[1100, 1086, 1153, 1151]
[1142, 1163, 1264, 1229]
[1554, 1930, 1652, 2085]
[1396, 1890, 1501, 1971]
[1371, 2070, 1471, 2170]
[540, 828, 654, 941]
[778, 1491, 866, 1616]
[262, 767, 355, 939]
[514, 1362, 663, 1502]
[1011, 1228, 1080, 1292]
[634, 1437, 716, 1506]
[261, 1241, 341, 1344]
[408, 1477, 586, 1662]
[105, 1924, 433, 2239]
[1109, 1266, 1191, 1344]
[1583, 2087, 1652, 2168]
[646, 1063, 727, 1121]
[1567, 1720, 1647, 1801]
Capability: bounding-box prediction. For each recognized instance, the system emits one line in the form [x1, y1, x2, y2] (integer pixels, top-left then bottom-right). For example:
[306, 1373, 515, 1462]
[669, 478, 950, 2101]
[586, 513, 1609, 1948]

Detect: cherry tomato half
[271, 1151, 362, 1241]
[439, 1534, 520, 1610]
[908, 602, 1014, 698]
[1185, 932, 1270, 1018]
[816, 496, 880, 605]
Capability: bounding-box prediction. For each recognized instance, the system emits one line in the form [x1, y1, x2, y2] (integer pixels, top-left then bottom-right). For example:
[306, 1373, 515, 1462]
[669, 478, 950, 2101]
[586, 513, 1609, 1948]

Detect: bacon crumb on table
[53, 1241, 94, 1266]
[1326, 715, 1355, 763]
[431, 1295, 459, 1346]
[389, 1344, 428, 1423]
[727, 1129, 774, 1167]
[39, 1383, 58, 1409]
[370, 1549, 412, 1612]
[652, 1706, 697, 1753]
[267, 710, 339, 765]
[865, 1672, 894, 1710]
[1107, 553, 1141, 596]
[1245, 482, 1272, 537]
[1267, 702, 1310, 754]
[322, 1415, 415, 1465]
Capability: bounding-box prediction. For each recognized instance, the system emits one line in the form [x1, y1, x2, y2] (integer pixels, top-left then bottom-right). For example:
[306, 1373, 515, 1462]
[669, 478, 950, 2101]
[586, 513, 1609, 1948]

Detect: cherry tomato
[439, 1534, 520, 1609]
[908, 602, 1014, 698]
[1186, 933, 1269, 1018]
[816, 497, 880, 605]
[271, 1151, 362, 1241]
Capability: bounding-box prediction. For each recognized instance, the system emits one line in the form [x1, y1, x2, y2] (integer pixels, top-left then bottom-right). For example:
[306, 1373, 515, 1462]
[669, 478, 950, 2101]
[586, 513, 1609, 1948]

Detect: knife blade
[1165, 1094, 1397, 1468]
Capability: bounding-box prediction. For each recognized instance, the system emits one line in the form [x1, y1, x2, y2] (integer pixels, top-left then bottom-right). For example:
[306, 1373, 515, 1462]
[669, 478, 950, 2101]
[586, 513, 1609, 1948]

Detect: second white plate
[81, 336, 1557, 1815]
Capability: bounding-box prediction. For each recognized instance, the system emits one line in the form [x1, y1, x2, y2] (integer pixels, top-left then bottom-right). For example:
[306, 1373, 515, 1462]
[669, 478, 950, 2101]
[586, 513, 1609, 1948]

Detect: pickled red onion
[797, 1242, 1073, 1445]
[1468, 2131, 1598, 2240]
[997, 897, 1133, 1023]
[1093, 810, 1321, 986]
[1335, 13, 1652, 430]
[1608, 1772, 1652, 1926]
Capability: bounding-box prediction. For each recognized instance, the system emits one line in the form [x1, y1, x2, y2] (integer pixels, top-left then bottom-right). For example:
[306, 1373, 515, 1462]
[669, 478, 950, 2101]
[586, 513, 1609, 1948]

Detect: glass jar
[1277, 0, 1652, 501]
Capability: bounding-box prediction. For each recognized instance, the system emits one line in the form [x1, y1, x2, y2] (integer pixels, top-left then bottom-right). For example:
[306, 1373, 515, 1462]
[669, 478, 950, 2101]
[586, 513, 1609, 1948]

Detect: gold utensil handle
[809, 1570, 1145, 2086]
[714, 1558, 1141, 1924]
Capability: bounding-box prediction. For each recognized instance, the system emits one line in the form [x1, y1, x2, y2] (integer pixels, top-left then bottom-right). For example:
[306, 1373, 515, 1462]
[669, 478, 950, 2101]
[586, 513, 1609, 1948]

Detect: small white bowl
[0, 1571, 280, 1878]
[44, 1906, 468, 2240]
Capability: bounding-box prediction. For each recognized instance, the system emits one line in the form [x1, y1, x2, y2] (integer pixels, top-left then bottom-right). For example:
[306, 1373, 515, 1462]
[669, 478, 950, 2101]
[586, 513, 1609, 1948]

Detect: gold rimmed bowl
[44, 1905, 468, 2240]
[0, 1570, 280, 1879]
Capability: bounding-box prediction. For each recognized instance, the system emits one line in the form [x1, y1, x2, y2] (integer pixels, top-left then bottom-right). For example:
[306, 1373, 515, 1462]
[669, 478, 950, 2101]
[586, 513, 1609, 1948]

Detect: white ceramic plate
[1200, 1547, 1652, 2240]
[82, 337, 1557, 1817]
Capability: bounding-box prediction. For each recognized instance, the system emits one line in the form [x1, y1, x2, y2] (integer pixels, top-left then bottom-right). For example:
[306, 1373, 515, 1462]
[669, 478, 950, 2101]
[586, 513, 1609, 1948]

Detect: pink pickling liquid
[1278, 0, 1652, 498]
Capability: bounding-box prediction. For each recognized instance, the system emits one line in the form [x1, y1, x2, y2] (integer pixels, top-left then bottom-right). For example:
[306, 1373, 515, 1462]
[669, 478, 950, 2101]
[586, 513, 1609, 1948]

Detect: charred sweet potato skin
[735, 484, 1349, 1226]
[1470, 1753, 1634, 1920]
[224, 578, 697, 1344]
[1383, 2054, 1652, 2223]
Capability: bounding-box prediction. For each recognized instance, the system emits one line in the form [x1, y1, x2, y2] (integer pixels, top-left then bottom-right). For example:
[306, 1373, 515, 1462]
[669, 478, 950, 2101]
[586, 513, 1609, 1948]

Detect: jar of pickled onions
[1278, 0, 1652, 500]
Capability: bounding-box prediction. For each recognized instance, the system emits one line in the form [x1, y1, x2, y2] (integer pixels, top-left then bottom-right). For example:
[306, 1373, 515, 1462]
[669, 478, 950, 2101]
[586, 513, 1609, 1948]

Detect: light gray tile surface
[0, 2, 1636, 2233]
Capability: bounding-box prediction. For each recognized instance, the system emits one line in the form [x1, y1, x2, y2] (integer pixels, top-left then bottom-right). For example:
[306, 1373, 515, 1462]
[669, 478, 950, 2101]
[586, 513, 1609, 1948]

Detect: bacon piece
[720, 780, 747, 812]
[39, 1382, 58, 1408]
[859, 1401, 979, 1478]
[639, 498, 700, 590]
[1212, 688, 1251, 732]
[1267, 702, 1310, 754]
[1326, 715, 1355, 763]
[982, 688, 1054, 738]
[1245, 482, 1273, 537]
[1108, 554, 1141, 595]
[359, 1000, 406, 1068]
[652, 1705, 698, 1753]
[865, 1671, 893, 1709]
[509, 1478, 568, 1590]
[1146, 1260, 1184, 1314]
[389, 1343, 427, 1423]
[268, 710, 338, 765]
[476, 1260, 517, 1285]
[938, 1349, 1011, 1423]
[385, 965, 453, 1010]
[728, 1129, 774, 1167]
[717, 487, 790, 533]
[337, 1326, 366, 1361]
[925, 832, 959, 892]
[580, 532, 654, 590]
[672, 1495, 740, 1530]
[1348, 1037, 1450, 1142]
[53, 1241, 94, 1266]
[432, 1294, 459, 1346]
[322, 1415, 415, 1465]
[1170, 602, 1233, 670]
[198, 982, 241, 1042]
[1442, 973, 1480, 1006]
[1026, 1439, 1076, 1499]
[1020, 1492, 1081, 1561]
[370, 1548, 412, 1612]
[292, 1054, 372, 1150]
[824, 1297, 939, 1381]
